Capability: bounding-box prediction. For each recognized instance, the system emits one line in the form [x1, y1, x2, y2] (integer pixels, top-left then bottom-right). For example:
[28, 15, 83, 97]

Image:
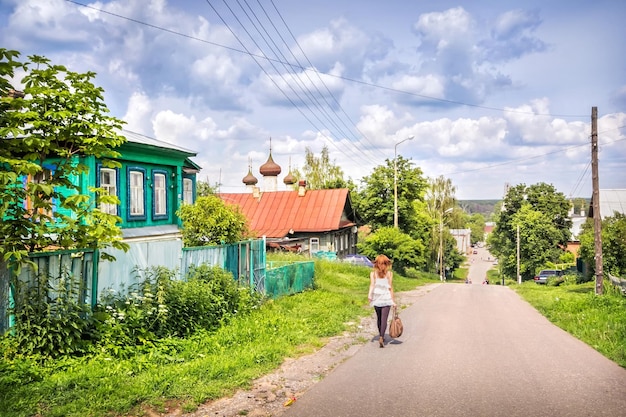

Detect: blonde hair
[373, 254, 391, 277]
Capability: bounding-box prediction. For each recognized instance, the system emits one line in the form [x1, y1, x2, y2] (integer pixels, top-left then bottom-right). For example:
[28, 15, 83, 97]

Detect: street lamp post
[394, 135, 415, 228]
[440, 207, 453, 281]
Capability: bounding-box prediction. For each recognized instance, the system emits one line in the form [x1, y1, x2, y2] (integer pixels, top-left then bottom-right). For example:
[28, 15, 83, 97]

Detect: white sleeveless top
[370, 272, 393, 307]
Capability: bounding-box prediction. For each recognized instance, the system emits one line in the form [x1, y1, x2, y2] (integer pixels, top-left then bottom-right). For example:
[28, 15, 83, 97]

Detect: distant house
[484, 222, 495, 235]
[218, 146, 359, 257]
[588, 189, 626, 220]
[567, 190, 626, 258]
[450, 229, 471, 254]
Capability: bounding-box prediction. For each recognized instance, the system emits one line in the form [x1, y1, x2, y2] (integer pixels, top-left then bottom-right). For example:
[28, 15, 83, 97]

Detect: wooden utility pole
[591, 106, 603, 295]
[517, 224, 521, 284]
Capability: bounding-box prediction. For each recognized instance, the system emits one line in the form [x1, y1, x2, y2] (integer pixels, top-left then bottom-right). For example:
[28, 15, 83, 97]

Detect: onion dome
[242, 167, 258, 185]
[259, 139, 282, 176]
[283, 170, 296, 185]
[283, 157, 296, 185]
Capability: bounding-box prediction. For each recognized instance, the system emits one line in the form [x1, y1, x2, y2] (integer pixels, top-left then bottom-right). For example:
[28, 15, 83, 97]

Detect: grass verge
[514, 280, 626, 368]
[0, 259, 435, 417]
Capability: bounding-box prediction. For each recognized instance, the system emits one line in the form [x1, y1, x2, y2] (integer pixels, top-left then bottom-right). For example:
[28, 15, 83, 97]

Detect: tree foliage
[196, 179, 219, 197]
[579, 213, 626, 277]
[488, 183, 572, 280]
[0, 49, 128, 268]
[466, 213, 486, 245]
[357, 227, 426, 274]
[177, 195, 250, 247]
[424, 175, 458, 275]
[291, 145, 347, 189]
[355, 156, 428, 233]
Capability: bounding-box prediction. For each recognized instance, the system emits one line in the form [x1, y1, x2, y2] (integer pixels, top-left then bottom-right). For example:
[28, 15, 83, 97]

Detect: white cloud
[295, 18, 391, 77]
[391, 74, 445, 99]
[413, 7, 474, 50]
[1, 0, 624, 199]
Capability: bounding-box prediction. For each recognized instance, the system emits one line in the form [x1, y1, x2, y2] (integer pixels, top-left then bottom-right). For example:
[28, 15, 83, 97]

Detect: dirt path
[171, 284, 439, 417]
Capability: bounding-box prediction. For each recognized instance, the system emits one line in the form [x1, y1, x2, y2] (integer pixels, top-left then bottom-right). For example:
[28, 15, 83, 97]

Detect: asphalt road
[282, 248, 626, 417]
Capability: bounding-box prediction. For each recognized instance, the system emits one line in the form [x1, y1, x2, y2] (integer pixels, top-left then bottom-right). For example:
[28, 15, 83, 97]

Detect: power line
[64, 0, 589, 119]
[443, 135, 626, 177]
[207, 0, 381, 166]
[568, 159, 591, 199]
[266, 0, 381, 151]
[203, 0, 374, 168]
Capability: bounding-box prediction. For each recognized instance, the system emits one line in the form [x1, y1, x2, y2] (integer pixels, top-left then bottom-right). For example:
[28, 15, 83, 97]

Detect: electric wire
[204, 0, 372, 168]
[64, 0, 589, 119]
[264, 0, 382, 151]
[443, 134, 626, 177]
[568, 159, 591, 199]
[62, 0, 624, 194]
[233, 0, 367, 154]
[206, 0, 378, 163]
[226, 0, 381, 165]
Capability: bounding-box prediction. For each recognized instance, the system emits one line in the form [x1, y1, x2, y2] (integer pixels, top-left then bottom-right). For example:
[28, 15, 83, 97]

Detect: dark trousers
[374, 305, 391, 337]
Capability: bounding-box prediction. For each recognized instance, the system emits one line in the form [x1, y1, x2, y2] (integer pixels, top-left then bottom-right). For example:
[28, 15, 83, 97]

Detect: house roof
[218, 188, 356, 238]
[122, 129, 197, 156]
[589, 189, 626, 220]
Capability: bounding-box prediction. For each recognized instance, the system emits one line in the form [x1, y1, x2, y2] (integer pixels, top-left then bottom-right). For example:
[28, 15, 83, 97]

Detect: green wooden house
[94, 130, 200, 240]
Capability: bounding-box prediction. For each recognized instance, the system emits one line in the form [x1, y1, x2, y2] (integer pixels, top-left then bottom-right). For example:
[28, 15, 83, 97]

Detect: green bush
[357, 227, 426, 274]
[95, 265, 263, 348]
[165, 265, 244, 336]
[10, 270, 95, 358]
[5, 264, 263, 361]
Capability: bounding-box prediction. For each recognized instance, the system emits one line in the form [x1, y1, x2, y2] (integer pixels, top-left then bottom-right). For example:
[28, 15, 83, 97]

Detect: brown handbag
[389, 305, 403, 338]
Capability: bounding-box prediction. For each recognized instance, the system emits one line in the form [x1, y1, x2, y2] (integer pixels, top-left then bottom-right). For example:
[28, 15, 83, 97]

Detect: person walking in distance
[368, 254, 396, 348]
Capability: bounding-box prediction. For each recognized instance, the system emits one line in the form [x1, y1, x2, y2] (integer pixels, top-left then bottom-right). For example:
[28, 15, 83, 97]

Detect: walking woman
[367, 254, 395, 348]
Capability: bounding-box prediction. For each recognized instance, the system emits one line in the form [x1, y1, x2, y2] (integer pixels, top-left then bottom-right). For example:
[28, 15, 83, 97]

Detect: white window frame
[99, 168, 117, 215]
[129, 170, 145, 217]
[183, 178, 193, 204]
[153, 172, 167, 217]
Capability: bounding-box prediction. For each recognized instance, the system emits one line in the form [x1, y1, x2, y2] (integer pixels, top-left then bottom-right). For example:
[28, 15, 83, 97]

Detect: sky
[1, 0, 625, 200]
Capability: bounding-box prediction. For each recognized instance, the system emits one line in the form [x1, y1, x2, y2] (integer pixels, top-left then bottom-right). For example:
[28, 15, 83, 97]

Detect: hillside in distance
[458, 200, 500, 216]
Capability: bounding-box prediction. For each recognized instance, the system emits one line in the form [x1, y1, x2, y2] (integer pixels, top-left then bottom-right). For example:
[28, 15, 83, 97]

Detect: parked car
[534, 269, 563, 284]
[343, 254, 374, 267]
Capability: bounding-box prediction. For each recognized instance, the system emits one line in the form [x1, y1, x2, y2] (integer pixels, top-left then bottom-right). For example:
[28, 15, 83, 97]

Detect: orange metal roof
[218, 189, 355, 238]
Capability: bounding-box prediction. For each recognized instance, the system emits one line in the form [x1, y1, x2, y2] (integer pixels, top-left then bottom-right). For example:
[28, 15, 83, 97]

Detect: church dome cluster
[242, 139, 297, 191]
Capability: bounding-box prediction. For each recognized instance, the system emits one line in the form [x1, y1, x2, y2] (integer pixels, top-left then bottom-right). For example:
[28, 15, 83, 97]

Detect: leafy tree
[579, 213, 626, 277]
[357, 227, 426, 274]
[425, 176, 457, 277]
[355, 156, 428, 233]
[466, 213, 486, 245]
[0, 49, 128, 269]
[196, 179, 219, 197]
[488, 183, 572, 281]
[570, 197, 588, 215]
[291, 145, 347, 189]
[177, 195, 250, 246]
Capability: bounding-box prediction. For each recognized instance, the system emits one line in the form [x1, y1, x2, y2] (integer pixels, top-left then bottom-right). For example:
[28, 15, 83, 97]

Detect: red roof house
[219, 183, 358, 256]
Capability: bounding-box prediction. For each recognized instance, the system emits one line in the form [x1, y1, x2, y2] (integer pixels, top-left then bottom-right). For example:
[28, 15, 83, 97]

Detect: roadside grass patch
[514, 280, 626, 367]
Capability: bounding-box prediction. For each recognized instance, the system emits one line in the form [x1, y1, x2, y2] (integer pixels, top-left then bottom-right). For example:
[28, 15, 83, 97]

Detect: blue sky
[2, 0, 625, 199]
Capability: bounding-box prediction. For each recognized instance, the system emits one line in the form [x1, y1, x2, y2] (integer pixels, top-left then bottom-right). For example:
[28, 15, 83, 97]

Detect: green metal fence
[265, 261, 315, 298]
[0, 249, 97, 334]
[181, 239, 266, 291]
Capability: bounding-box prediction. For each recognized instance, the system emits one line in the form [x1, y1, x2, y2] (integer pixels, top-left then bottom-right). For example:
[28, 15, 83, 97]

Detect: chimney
[298, 180, 307, 197]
